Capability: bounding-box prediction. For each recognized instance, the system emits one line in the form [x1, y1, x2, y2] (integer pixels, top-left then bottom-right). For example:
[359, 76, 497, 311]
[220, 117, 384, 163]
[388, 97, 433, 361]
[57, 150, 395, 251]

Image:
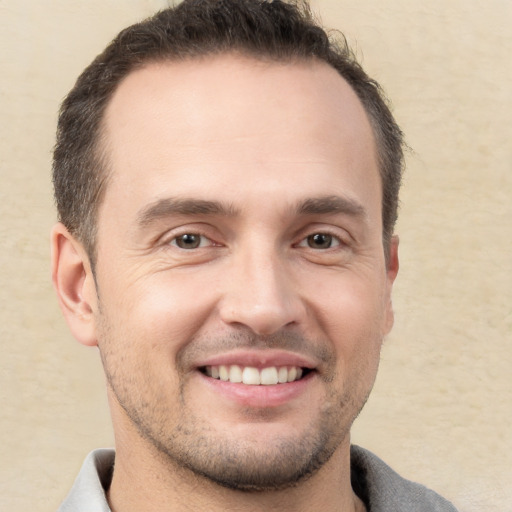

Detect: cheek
[99, 271, 222, 355]
[308, 271, 387, 376]
[313, 272, 387, 337]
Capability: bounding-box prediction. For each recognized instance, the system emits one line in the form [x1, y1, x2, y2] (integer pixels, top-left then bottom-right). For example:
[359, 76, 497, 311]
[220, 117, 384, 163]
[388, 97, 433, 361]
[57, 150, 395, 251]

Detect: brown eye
[306, 233, 335, 249]
[172, 234, 204, 249]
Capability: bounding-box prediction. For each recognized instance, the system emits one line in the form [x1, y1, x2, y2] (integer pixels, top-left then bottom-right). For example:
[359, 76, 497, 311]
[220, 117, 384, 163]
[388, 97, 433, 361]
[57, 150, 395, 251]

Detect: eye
[298, 233, 341, 250]
[170, 233, 211, 249]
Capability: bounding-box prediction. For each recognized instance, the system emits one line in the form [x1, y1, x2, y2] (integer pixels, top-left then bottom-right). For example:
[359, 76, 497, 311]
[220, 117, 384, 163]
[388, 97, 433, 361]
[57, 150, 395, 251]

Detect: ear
[51, 222, 98, 347]
[383, 235, 399, 335]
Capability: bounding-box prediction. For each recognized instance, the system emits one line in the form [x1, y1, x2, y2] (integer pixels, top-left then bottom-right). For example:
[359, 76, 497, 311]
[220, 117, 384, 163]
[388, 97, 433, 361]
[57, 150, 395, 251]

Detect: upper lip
[195, 349, 318, 370]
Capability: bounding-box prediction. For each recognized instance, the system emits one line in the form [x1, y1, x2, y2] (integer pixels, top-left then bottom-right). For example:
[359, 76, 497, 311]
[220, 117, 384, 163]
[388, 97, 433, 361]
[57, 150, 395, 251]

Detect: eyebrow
[137, 194, 366, 228]
[296, 195, 367, 218]
[137, 198, 239, 226]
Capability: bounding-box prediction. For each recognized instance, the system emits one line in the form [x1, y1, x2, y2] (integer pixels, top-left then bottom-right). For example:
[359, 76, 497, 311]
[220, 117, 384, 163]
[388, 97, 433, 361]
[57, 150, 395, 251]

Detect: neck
[107, 435, 365, 512]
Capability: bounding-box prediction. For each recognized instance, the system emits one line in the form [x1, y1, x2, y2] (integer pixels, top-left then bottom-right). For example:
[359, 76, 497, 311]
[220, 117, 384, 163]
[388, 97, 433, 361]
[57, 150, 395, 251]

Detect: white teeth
[219, 365, 229, 381]
[260, 367, 278, 385]
[242, 367, 261, 385]
[229, 365, 243, 383]
[204, 365, 306, 385]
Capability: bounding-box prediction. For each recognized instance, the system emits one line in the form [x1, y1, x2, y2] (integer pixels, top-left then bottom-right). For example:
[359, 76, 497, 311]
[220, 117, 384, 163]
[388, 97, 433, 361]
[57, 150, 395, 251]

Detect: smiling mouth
[199, 365, 312, 385]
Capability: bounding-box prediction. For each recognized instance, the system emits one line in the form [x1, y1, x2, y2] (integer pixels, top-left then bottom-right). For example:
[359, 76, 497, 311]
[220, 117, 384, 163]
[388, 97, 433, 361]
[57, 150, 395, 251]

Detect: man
[51, 0, 458, 510]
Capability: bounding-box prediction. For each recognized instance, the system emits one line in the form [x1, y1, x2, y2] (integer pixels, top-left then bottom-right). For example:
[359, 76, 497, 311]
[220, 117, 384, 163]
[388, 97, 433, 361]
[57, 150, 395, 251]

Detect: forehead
[100, 54, 379, 220]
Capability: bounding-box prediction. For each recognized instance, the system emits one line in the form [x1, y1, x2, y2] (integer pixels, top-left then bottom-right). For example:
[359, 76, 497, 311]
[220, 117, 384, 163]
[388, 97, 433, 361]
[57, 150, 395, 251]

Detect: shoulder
[351, 445, 459, 512]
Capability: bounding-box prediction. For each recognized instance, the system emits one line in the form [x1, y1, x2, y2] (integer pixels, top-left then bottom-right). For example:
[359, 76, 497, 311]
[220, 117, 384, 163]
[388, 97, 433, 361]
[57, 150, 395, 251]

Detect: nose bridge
[219, 237, 302, 335]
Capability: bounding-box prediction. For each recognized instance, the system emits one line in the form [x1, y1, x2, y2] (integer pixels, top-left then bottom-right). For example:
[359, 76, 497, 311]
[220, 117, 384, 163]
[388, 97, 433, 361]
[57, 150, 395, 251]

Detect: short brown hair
[53, 0, 404, 265]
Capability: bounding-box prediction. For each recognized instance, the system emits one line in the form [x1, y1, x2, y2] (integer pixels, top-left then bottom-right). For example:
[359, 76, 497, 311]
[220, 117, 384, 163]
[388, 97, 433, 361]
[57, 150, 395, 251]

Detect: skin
[52, 55, 398, 512]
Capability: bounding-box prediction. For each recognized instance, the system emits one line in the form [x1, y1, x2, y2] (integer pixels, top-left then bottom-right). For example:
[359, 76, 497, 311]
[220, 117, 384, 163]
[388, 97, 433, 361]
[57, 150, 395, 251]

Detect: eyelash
[295, 232, 344, 250]
[164, 230, 347, 251]
[167, 233, 216, 250]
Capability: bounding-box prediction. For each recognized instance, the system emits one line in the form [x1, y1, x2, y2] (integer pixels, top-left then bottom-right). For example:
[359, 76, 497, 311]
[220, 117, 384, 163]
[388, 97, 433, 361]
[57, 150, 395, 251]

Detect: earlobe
[51, 223, 98, 347]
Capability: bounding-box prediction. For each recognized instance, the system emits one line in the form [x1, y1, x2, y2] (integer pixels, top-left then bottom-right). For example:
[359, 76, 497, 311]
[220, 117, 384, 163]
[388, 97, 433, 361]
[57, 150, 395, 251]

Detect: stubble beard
[112, 381, 364, 492]
[142, 389, 359, 492]
[100, 323, 379, 492]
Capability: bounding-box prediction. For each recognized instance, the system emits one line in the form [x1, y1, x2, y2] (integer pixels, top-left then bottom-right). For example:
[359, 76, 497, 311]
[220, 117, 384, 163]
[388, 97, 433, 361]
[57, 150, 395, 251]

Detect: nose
[218, 246, 305, 336]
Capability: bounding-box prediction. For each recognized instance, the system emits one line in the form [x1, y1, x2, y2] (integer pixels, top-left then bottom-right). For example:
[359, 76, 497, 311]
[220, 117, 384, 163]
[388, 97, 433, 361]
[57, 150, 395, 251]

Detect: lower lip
[198, 371, 315, 408]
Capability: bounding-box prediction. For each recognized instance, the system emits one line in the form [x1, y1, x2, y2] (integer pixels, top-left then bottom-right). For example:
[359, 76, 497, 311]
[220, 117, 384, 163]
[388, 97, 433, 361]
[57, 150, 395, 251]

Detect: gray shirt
[58, 446, 458, 511]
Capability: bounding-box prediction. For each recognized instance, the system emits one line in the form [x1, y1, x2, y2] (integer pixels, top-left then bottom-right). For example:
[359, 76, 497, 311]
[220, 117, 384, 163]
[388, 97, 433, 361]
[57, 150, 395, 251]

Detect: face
[87, 56, 398, 489]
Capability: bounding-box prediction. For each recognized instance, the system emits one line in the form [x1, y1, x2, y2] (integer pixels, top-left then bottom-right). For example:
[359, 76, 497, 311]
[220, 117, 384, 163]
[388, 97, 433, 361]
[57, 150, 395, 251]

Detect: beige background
[1, 1, 510, 511]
